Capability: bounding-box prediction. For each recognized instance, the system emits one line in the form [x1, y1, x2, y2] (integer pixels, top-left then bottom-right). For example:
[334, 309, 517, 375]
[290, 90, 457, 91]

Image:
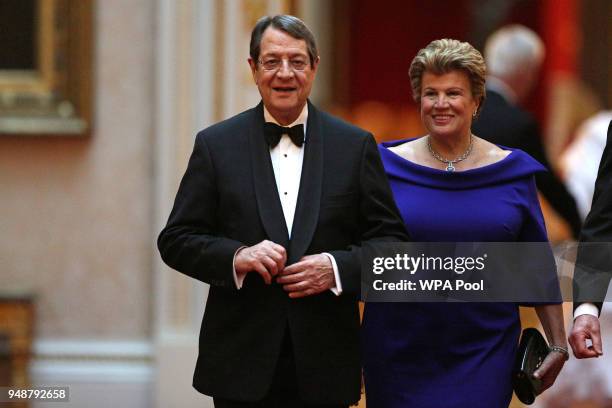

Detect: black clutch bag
[512, 328, 549, 405]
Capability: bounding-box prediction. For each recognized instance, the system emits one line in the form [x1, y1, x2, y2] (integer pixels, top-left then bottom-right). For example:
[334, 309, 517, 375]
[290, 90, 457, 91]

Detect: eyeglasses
[258, 57, 309, 72]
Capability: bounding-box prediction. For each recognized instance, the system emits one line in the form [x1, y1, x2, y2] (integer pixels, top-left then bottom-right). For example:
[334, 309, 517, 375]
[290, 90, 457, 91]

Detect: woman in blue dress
[362, 39, 568, 408]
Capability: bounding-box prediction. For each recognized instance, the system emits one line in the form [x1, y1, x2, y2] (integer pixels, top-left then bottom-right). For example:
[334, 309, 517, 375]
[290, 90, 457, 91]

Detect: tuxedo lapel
[248, 103, 290, 247]
[288, 101, 323, 263]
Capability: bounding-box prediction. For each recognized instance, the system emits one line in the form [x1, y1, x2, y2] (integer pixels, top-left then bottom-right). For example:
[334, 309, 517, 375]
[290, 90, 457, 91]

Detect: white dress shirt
[232, 105, 342, 295]
[267, 108, 307, 237]
[561, 111, 612, 220]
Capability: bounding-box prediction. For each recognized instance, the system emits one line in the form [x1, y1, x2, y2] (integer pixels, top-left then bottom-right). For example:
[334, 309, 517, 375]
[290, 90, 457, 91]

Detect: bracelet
[549, 345, 570, 361]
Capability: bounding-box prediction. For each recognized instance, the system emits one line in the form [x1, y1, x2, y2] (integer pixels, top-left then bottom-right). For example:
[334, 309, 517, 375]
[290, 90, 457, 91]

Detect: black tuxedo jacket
[473, 90, 582, 237]
[158, 101, 408, 404]
[573, 120, 612, 314]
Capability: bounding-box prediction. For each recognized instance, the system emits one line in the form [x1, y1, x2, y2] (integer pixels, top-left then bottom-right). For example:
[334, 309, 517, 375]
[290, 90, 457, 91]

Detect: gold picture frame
[0, 0, 93, 136]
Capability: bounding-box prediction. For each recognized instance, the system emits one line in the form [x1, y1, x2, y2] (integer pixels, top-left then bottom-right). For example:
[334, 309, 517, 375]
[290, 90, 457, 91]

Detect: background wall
[0, 0, 154, 339]
[1, 0, 155, 406]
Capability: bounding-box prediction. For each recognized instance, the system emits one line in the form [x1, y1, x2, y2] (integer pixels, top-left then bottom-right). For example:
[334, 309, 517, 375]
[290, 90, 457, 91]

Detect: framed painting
[0, 0, 92, 136]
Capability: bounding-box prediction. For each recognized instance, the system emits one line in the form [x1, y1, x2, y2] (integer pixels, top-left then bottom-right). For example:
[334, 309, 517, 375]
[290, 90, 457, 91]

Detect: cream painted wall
[0, 0, 155, 339]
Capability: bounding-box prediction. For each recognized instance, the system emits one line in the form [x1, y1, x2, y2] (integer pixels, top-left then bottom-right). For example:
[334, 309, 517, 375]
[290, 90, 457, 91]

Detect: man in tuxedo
[158, 15, 408, 407]
[569, 120, 612, 358]
[472, 25, 582, 237]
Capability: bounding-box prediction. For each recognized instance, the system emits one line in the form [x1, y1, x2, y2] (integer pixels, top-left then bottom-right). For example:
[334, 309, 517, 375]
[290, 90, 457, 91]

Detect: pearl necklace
[427, 135, 474, 172]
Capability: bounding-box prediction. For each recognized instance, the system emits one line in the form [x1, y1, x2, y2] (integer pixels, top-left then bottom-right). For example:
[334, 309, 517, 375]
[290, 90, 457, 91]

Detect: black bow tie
[264, 122, 305, 148]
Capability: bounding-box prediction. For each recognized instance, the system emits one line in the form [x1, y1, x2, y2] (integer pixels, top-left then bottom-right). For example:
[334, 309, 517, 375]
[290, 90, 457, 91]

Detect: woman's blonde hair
[409, 39, 486, 115]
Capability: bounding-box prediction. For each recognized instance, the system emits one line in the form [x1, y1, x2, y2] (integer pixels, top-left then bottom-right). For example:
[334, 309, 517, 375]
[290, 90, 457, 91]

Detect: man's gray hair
[485, 25, 545, 79]
[250, 15, 318, 66]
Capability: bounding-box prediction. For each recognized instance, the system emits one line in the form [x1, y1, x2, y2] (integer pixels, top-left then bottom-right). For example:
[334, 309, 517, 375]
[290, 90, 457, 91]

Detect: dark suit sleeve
[521, 120, 582, 238]
[157, 132, 245, 288]
[328, 134, 410, 295]
[574, 121, 612, 313]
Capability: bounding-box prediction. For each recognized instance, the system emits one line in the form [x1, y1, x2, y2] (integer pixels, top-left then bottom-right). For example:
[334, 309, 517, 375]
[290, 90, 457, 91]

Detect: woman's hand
[534, 304, 568, 392]
[533, 349, 567, 391]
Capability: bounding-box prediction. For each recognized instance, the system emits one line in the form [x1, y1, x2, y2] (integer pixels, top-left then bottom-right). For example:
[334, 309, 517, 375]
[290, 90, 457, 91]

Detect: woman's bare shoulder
[474, 137, 512, 166]
[388, 137, 425, 161]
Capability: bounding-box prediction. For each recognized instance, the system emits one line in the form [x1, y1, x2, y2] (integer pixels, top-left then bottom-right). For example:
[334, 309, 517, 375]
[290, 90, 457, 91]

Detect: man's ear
[248, 57, 258, 84]
[311, 56, 321, 73]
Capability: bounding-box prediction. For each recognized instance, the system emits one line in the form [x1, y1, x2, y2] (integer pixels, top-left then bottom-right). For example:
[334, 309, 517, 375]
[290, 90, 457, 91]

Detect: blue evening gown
[362, 138, 556, 408]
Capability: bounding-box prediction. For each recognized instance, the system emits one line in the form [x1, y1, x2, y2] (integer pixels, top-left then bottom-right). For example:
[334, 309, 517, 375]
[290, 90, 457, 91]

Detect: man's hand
[234, 240, 287, 285]
[569, 314, 603, 358]
[277, 254, 335, 298]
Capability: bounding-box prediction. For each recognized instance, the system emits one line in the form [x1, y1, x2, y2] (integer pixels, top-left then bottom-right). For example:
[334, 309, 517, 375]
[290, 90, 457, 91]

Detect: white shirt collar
[486, 76, 518, 105]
